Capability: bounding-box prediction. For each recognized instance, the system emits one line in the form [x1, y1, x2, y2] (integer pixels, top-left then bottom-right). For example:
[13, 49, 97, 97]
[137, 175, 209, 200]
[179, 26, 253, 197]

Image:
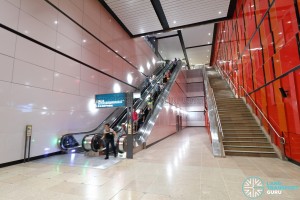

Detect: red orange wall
[211, 0, 300, 162]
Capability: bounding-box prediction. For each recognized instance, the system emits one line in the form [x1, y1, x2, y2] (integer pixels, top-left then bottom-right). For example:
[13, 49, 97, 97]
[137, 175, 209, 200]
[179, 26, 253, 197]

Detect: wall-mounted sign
[95, 93, 126, 108]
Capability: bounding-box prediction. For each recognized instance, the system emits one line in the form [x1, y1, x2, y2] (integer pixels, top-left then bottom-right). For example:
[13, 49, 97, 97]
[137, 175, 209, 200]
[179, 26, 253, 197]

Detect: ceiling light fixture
[173, 20, 176, 24]
[208, 33, 211, 35]
[218, 11, 222, 14]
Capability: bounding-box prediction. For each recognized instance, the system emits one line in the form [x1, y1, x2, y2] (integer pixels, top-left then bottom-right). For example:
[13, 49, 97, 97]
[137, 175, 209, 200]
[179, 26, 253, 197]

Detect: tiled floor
[0, 127, 300, 200]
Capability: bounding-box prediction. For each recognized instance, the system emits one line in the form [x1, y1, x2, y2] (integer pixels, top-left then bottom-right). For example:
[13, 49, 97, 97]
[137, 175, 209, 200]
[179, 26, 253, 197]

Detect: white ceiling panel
[104, 0, 162, 35]
[160, 0, 230, 28]
[182, 24, 214, 47]
[187, 46, 212, 65]
[157, 37, 184, 61]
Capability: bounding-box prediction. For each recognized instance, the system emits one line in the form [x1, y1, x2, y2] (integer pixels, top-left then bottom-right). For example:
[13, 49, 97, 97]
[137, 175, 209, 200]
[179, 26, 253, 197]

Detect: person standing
[101, 123, 117, 159]
[132, 109, 138, 132]
[147, 94, 154, 110]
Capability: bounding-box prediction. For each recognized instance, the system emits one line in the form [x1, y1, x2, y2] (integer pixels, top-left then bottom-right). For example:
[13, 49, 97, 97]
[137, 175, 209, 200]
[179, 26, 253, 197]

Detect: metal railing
[215, 65, 238, 97]
[239, 86, 285, 145]
[202, 67, 225, 157]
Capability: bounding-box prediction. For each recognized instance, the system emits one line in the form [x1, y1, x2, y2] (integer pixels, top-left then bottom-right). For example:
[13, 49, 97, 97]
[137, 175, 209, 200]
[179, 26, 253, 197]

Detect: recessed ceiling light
[218, 11, 222, 14]
[82, 39, 86, 43]
[173, 20, 176, 24]
[208, 33, 211, 35]
[54, 20, 58, 24]
[251, 5, 254, 8]
[287, 21, 291, 24]
[207, 42, 210, 44]
[223, 31, 226, 33]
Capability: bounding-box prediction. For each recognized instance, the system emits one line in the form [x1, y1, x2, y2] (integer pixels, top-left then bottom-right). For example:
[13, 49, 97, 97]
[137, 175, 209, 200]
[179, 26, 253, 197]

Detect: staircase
[207, 69, 277, 157]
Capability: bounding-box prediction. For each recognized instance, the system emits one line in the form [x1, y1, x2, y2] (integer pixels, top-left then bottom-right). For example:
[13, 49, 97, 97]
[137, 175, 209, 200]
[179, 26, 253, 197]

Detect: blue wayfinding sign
[95, 93, 126, 108]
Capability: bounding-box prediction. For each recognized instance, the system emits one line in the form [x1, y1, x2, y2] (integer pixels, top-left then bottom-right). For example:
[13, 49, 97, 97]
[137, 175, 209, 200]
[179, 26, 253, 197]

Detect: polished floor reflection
[0, 127, 300, 200]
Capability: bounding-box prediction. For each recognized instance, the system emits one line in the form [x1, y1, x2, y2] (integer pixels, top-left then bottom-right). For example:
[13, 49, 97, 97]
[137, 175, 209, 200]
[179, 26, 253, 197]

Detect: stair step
[222, 124, 258, 127]
[222, 127, 261, 133]
[223, 141, 271, 146]
[224, 150, 277, 158]
[219, 117, 255, 119]
[223, 137, 268, 142]
[224, 145, 274, 152]
[223, 133, 264, 137]
[220, 121, 256, 123]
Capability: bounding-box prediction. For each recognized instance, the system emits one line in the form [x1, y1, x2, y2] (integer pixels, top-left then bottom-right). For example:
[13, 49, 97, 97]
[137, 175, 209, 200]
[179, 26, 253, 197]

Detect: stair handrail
[215, 65, 238, 97]
[239, 86, 285, 144]
[202, 67, 225, 157]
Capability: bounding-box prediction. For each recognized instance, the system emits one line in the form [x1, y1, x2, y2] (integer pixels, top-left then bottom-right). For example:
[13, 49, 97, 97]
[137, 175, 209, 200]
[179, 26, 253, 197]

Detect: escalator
[59, 61, 171, 152]
[132, 61, 183, 148]
[112, 60, 183, 153]
[82, 60, 182, 154]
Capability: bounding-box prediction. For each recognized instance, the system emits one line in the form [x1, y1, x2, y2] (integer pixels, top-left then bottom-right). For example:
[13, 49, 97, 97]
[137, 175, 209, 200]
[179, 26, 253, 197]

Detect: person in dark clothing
[163, 74, 168, 84]
[137, 111, 144, 130]
[143, 105, 150, 121]
[101, 123, 117, 159]
[170, 62, 177, 74]
[153, 91, 159, 103]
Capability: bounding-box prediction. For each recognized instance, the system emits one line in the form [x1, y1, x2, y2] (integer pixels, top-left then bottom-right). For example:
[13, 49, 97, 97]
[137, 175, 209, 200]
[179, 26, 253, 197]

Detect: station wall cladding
[0, 0, 158, 164]
[211, 0, 300, 162]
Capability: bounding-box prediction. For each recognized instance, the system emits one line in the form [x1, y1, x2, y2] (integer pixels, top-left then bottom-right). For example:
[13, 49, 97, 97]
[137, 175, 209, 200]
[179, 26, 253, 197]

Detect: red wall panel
[211, 0, 300, 162]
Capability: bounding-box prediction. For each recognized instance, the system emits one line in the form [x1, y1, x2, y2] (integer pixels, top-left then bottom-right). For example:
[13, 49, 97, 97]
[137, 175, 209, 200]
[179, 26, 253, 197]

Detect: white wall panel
[81, 48, 100, 68]
[83, 0, 101, 26]
[7, 0, 20, 8]
[20, 0, 58, 31]
[15, 36, 55, 70]
[80, 81, 98, 97]
[54, 53, 80, 79]
[0, 54, 14, 82]
[57, 12, 82, 45]
[0, 81, 12, 107]
[80, 65, 100, 85]
[0, 28, 17, 57]
[0, 0, 20, 30]
[70, 0, 83, 11]
[53, 73, 80, 95]
[58, 0, 83, 25]
[18, 11, 57, 48]
[13, 60, 54, 90]
[56, 33, 82, 59]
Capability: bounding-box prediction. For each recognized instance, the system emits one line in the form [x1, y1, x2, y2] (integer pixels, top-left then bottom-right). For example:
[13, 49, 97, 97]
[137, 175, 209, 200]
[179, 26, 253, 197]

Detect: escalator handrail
[135, 61, 182, 144]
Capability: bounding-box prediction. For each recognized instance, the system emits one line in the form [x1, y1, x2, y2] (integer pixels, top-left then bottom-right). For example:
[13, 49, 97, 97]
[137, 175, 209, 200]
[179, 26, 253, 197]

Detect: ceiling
[100, 0, 234, 67]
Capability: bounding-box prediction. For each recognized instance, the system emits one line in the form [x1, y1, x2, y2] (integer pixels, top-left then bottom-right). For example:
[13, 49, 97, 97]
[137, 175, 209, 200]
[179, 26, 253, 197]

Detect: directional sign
[95, 93, 126, 108]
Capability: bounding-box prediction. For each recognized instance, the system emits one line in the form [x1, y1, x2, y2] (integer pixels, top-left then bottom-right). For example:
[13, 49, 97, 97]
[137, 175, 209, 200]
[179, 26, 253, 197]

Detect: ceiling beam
[150, 0, 169, 29]
[177, 30, 190, 70]
[209, 23, 218, 66]
[185, 43, 212, 49]
[133, 16, 227, 38]
[156, 34, 178, 40]
[227, 0, 238, 18]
